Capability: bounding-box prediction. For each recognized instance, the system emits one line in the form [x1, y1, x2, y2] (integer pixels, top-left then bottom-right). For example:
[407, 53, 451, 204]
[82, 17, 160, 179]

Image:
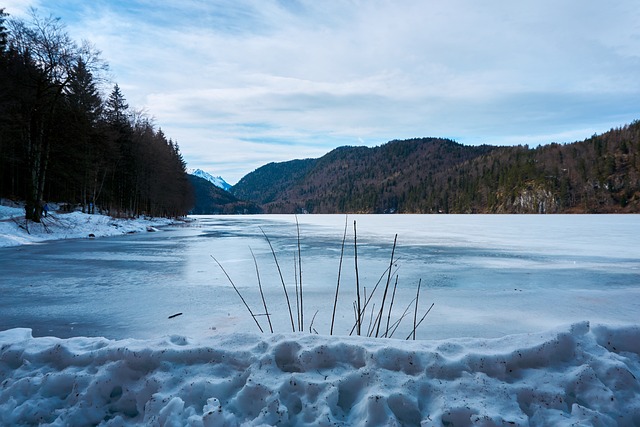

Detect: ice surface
[1, 322, 639, 426]
[1, 213, 639, 341]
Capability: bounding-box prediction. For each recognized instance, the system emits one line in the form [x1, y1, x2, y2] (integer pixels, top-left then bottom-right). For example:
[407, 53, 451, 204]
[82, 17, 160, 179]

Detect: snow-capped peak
[188, 169, 231, 191]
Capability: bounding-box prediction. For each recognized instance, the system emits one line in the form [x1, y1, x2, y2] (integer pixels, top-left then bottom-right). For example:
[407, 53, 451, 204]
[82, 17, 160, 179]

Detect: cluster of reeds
[212, 216, 434, 340]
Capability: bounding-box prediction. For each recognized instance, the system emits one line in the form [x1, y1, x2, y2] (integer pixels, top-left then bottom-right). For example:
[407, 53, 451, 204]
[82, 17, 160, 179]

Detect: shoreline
[0, 204, 186, 248]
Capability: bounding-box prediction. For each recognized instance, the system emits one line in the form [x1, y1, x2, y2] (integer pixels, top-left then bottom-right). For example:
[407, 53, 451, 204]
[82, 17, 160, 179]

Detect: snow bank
[1, 322, 639, 426]
[0, 208, 176, 247]
[0, 202, 24, 221]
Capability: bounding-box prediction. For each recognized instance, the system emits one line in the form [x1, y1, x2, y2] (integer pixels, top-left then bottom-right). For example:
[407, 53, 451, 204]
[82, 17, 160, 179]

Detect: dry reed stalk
[384, 275, 399, 337]
[295, 215, 303, 331]
[375, 234, 397, 337]
[412, 278, 422, 340]
[309, 310, 319, 334]
[406, 302, 435, 340]
[388, 297, 418, 338]
[352, 301, 358, 326]
[211, 255, 264, 333]
[293, 253, 300, 331]
[369, 305, 385, 338]
[366, 303, 376, 337]
[348, 263, 397, 336]
[250, 247, 273, 333]
[330, 215, 349, 335]
[354, 220, 362, 335]
[260, 227, 296, 332]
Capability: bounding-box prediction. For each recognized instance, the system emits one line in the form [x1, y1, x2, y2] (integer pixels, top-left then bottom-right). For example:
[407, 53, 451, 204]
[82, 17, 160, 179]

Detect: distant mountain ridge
[231, 121, 640, 214]
[188, 175, 260, 214]
[188, 169, 231, 191]
[231, 158, 317, 204]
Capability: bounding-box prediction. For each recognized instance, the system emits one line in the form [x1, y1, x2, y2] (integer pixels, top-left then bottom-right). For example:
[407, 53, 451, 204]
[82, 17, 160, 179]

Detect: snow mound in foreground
[1, 322, 639, 426]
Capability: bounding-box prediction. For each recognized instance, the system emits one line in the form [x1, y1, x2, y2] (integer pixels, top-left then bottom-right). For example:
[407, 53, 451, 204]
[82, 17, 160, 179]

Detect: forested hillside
[436, 123, 640, 213]
[231, 158, 317, 204]
[0, 9, 193, 221]
[232, 123, 640, 214]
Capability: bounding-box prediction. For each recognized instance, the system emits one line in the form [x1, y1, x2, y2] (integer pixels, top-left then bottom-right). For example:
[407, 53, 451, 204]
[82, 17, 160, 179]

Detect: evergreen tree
[104, 84, 129, 126]
[66, 58, 103, 122]
[64, 58, 108, 213]
[0, 8, 8, 52]
[102, 84, 135, 216]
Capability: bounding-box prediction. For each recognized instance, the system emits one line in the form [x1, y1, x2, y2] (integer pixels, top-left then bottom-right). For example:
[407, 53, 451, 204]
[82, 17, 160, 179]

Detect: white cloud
[2, 0, 39, 17]
[24, 0, 640, 182]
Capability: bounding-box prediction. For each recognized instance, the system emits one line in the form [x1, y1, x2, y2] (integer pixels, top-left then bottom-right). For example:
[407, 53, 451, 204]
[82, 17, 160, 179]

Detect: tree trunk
[25, 114, 43, 222]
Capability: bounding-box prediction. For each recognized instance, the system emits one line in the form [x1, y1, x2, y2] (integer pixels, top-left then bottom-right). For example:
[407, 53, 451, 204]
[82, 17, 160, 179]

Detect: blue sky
[5, 0, 640, 183]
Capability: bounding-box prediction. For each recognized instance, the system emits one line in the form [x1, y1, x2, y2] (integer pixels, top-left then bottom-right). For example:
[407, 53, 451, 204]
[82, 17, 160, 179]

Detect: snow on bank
[0, 206, 176, 247]
[1, 322, 639, 426]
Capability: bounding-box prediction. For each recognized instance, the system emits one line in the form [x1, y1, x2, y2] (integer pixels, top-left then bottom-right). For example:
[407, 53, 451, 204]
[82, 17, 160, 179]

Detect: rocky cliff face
[513, 186, 559, 214]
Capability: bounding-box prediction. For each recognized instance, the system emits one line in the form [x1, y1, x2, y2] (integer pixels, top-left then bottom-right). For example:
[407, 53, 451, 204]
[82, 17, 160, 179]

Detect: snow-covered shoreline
[1, 322, 639, 426]
[0, 203, 180, 248]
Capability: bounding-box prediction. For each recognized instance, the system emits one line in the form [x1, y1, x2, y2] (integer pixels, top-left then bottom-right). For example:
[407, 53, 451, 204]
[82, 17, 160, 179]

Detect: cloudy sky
[5, 1, 640, 183]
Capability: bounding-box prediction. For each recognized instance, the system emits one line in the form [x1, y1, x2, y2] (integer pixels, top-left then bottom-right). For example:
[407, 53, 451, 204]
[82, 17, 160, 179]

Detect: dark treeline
[0, 9, 193, 221]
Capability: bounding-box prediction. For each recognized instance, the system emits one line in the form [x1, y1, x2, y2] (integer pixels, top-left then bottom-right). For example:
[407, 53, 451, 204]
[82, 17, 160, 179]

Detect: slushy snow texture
[1, 322, 639, 426]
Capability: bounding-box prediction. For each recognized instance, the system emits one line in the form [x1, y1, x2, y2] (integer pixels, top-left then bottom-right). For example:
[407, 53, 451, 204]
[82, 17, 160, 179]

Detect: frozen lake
[2, 214, 639, 340]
